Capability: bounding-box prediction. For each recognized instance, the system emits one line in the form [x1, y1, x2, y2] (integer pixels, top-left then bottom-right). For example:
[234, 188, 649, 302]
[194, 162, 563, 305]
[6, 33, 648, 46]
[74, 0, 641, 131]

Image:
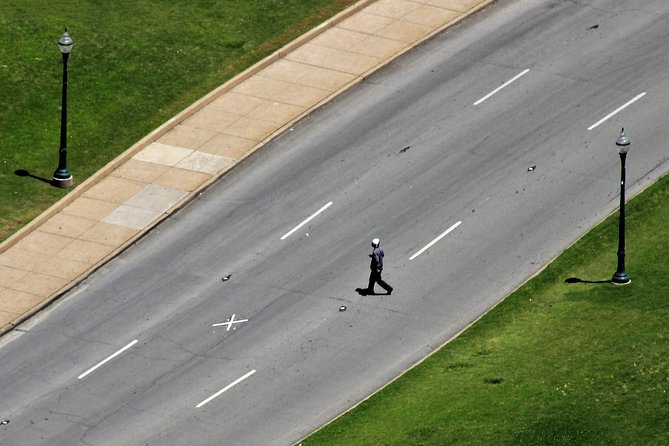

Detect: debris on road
[222, 274, 231, 282]
[339, 306, 347, 312]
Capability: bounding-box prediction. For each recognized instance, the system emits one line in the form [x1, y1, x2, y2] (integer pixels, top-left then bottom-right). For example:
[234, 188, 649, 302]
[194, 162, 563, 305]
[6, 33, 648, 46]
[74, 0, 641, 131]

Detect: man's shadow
[15, 169, 52, 185]
[355, 287, 391, 296]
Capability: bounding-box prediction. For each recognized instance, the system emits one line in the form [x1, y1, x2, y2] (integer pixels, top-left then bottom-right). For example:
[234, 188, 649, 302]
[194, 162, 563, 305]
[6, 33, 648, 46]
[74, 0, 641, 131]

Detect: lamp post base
[611, 272, 631, 285]
[52, 175, 73, 188]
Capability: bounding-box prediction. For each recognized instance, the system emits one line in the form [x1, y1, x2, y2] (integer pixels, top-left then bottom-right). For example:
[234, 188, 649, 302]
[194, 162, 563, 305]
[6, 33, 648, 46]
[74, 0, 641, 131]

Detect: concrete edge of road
[0, 0, 495, 337]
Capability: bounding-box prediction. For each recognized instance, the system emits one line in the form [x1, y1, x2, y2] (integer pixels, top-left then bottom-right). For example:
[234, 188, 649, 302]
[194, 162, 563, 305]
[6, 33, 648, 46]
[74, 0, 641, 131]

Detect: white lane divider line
[409, 221, 462, 260]
[196, 370, 257, 408]
[78, 339, 138, 380]
[212, 314, 248, 331]
[280, 201, 333, 240]
[473, 68, 530, 106]
[587, 92, 646, 131]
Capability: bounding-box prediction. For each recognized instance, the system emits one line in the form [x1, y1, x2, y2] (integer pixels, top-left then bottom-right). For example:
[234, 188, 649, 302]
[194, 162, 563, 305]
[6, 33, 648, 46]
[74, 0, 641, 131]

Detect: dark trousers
[368, 269, 392, 294]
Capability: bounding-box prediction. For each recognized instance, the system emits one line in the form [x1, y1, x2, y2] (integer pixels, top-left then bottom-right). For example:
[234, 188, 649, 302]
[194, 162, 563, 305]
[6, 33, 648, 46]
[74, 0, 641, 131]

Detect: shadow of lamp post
[52, 29, 74, 188]
[611, 128, 631, 285]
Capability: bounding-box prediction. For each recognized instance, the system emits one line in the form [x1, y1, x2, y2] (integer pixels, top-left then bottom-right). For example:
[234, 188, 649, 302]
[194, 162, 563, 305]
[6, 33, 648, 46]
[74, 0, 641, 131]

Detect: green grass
[301, 173, 669, 445]
[0, 0, 356, 242]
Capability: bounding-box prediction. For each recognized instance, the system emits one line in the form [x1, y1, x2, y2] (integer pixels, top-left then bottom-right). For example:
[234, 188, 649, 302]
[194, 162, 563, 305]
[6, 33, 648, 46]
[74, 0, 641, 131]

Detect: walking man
[367, 238, 393, 295]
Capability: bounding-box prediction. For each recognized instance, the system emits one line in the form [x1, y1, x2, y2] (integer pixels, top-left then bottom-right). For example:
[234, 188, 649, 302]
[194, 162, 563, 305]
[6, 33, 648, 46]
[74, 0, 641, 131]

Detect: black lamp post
[611, 128, 630, 285]
[52, 29, 74, 188]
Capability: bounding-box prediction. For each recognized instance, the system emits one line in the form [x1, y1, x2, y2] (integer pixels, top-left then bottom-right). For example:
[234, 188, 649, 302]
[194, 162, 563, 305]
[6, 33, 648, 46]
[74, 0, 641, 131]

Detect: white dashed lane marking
[78, 339, 138, 380]
[280, 201, 333, 240]
[196, 370, 257, 408]
[409, 221, 462, 260]
[587, 92, 646, 130]
[473, 69, 530, 106]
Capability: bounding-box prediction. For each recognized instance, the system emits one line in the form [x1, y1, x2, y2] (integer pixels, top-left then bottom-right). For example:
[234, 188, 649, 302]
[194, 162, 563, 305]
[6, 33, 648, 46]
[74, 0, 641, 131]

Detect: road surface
[1, 0, 667, 444]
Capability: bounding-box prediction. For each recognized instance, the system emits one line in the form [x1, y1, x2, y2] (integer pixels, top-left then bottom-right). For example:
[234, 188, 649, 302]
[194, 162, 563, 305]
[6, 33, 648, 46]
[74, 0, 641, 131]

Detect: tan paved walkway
[0, 0, 492, 335]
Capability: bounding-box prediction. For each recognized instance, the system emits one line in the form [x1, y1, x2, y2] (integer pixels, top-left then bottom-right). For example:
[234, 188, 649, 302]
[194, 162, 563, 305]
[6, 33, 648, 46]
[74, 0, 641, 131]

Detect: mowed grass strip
[301, 173, 669, 445]
[0, 0, 356, 242]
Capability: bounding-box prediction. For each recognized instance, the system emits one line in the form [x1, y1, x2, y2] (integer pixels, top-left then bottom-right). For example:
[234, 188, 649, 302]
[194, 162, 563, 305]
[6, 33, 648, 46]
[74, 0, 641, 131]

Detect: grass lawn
[301, 173, 669, 445]
[0, 0, 356, 242]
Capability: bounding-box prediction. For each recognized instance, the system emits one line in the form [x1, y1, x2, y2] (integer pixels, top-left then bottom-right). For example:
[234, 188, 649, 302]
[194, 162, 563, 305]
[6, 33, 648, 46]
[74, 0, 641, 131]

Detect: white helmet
[371, 238, 380, 247]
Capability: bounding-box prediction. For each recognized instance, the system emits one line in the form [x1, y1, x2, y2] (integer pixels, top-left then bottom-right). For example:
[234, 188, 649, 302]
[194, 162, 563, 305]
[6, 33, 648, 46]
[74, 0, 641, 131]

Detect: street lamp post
[611, 128, 631, 285]
[52, 29, 74, 188]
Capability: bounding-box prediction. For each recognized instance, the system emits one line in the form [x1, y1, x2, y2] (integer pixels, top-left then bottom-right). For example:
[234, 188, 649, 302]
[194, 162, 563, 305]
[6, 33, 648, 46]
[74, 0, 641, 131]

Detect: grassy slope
[302, 173, 669, 445]
[0, 0, 356, 241]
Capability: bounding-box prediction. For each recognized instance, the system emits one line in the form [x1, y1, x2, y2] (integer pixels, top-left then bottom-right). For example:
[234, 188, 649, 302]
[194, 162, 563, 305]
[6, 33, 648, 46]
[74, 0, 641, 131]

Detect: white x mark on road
[212, 314, 249, 331]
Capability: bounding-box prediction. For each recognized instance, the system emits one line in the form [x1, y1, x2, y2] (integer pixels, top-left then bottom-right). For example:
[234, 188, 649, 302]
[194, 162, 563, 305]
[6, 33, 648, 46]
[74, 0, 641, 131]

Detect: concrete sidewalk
[0, 0, 492, 335]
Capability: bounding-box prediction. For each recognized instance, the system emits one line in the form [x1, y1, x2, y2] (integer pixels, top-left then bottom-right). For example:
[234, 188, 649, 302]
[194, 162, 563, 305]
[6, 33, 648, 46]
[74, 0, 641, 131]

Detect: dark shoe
[387, 287, 393, 295]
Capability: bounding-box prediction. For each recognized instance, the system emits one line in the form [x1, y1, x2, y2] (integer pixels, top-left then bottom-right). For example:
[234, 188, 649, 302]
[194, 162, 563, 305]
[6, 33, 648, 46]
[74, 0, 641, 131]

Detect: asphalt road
[1, 0, 667, 445]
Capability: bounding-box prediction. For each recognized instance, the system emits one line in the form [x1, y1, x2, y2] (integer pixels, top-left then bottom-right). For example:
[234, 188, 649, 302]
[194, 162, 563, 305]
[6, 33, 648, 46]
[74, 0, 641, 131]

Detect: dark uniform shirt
[370, 247, 384, 271]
